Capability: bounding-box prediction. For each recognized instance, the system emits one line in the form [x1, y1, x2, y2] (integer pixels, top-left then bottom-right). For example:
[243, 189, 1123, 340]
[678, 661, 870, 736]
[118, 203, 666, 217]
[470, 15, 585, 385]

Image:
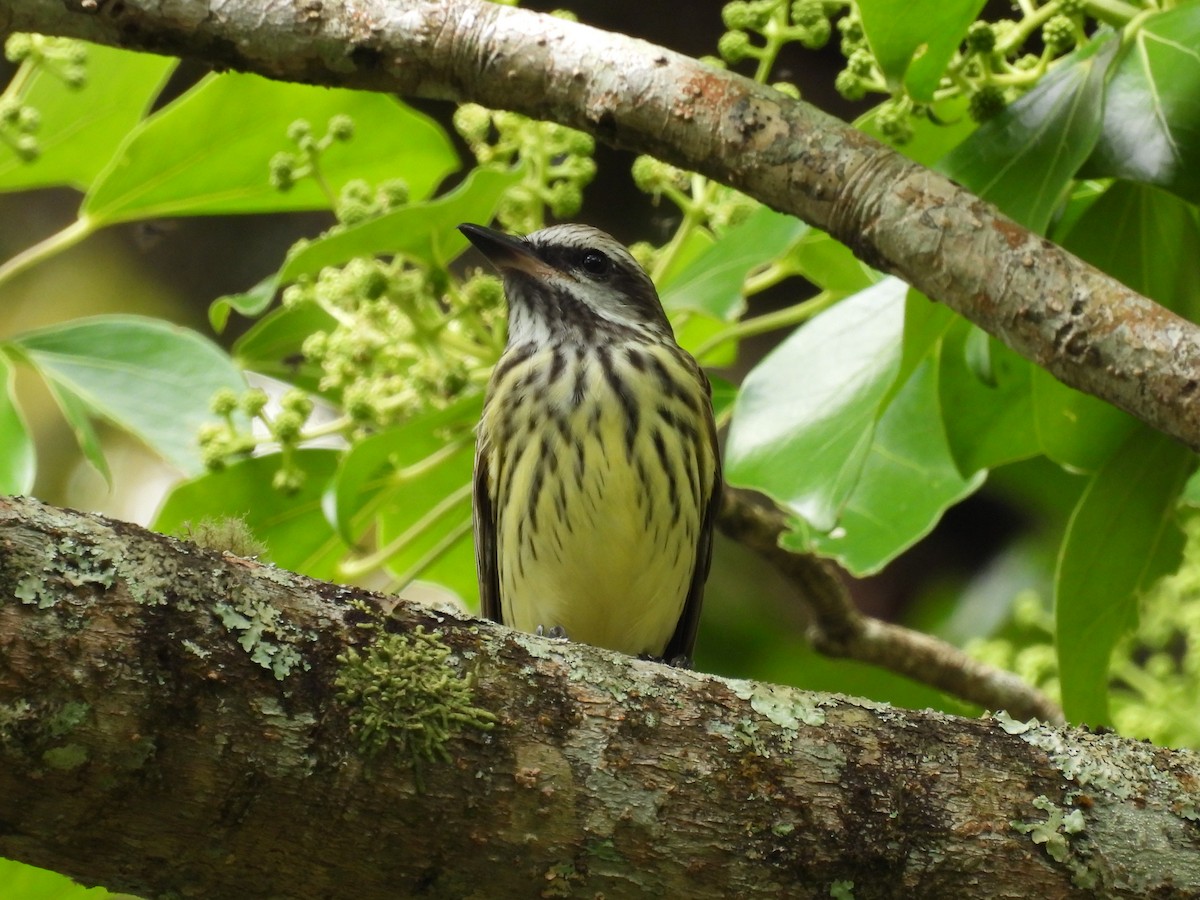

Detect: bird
[458, 221, 722, 664]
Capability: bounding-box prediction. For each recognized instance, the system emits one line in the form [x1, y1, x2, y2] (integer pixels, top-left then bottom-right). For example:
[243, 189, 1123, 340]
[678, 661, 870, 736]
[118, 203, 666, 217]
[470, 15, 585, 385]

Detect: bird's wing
[473, 442, 502, 624]
[663, 409, 723, 665]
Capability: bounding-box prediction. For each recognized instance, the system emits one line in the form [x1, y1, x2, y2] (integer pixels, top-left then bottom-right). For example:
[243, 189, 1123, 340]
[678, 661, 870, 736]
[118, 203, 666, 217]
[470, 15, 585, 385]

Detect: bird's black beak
[458, 223, 553, 278]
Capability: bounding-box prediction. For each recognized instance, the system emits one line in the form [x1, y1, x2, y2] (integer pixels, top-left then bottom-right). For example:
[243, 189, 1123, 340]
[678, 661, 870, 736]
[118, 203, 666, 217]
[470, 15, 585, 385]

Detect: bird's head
[458, 223, 673, 344]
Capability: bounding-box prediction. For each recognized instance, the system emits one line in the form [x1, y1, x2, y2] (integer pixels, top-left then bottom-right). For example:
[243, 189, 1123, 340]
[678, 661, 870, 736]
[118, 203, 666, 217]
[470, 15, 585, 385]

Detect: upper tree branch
[2, 0, 1200, 450]
[2, 495, 1199, 898]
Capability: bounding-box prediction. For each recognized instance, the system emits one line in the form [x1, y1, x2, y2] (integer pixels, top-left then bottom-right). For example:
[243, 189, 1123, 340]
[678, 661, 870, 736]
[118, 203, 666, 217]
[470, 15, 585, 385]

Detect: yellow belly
[483, 344, 710, 656]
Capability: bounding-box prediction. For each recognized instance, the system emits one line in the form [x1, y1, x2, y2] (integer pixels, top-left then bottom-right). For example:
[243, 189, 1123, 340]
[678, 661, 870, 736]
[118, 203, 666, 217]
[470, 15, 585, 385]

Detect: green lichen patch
[46, 700, 90, 737]
[0, 699, 35, 737]
[1013, 795, 1099, 888]
[42, 742, 89, 771]
[13, 537, 118, 609]
[726, 681, 835, 757]
[215, 593, 310, 680]
[335, 617, 496, 780]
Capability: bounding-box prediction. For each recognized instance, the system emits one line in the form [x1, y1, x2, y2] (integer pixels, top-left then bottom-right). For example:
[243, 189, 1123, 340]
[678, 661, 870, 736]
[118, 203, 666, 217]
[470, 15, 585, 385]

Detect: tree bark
[2, 495, 1200, 899]
[2, 0, 1200, 453]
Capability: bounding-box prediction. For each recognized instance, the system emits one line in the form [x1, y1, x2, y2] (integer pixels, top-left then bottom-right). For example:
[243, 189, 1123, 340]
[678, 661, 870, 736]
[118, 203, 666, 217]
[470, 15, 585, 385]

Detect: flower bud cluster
[453, 103, 596, 233]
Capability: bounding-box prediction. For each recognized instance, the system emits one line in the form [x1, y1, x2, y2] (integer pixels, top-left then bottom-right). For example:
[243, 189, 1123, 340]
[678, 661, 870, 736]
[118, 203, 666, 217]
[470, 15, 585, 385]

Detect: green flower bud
[62, 66, 87, 90]
[548, 182, 583, 218]
[772, 81, 801, 100]
[847, 47, 874, 77]
[378, 178, 410, 209]
[210, 387, 240, 417]
[718, 29, 753, 63]
[629, 242, 658, 271]
[328, 114, 355, 141]
[631, 155, 664, 193]
[287, 119, 313, 145]
[965, 21, 996, 54]
[1042, 15, 1076, 55]
[281, 389, 314, 418]
[272, 410, 304, 442]
[241, 388, 270, 417]
[4, 33, 33, 63]
[834, 69, 867, 102]
[463, 274, 505, 310]
[268, 152, 296, 191]
[791, 0, 825, 27]
[968, 85, 1007, 122]
[798, 19, 831, 50]
[272, 466, 304, 493]
[453, 104, 492, 144]
[16, 106, 39, 133]
[14, 135, 39, 162]
[64, 41, 88, 66]
[722, 1, 757, 31]
[563, 129, 595, 156]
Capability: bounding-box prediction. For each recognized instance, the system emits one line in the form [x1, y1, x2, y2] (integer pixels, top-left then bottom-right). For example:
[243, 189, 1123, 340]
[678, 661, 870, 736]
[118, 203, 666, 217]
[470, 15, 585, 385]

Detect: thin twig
[718, 487, 1065, 724]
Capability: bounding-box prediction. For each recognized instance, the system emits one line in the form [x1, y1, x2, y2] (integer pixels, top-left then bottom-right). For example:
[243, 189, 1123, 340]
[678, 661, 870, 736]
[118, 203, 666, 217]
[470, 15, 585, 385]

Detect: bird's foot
[535, 625, 569, 640]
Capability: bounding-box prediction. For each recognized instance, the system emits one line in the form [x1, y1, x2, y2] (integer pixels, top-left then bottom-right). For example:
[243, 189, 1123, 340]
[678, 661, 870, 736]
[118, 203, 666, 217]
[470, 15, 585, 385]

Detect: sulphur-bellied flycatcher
[459, 222, 722, 662]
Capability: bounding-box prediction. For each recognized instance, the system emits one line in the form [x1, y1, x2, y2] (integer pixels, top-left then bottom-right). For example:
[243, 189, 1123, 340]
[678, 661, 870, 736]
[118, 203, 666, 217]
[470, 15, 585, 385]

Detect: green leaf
[1086, 6, 1200, 204]
[83, 72, 458, 223]
[857, 0, 987, 101]
[1055, 427, 1193, 725]
[725, 278, 908, 531]
[0, 43, 176, 192]
[209, 275, 278, 331]
[43, 375, 110, 484]
[0, 354, 35, 493]
[0, 857, 120, 899]
[153, 450, 348, 580]
[232, 300, 338, 394]
[675, 310, 738, 369]
[328, 395, 481, 544]
[785, 229, 877, 294]
[890, 290, 956, 407]
[1031, 369, 1138, 473]
[655, 228, 714, 288]
[1057, 179, 1200, 318]
[11, 316, 246, 475]
[660, 206, 808, 320]
[939, 321, 1040, 473]
[376, 459, 476, 605]
[798, 355, 985, 575]
[938, 34, 1119, 232]
[326, 397, 480, 603]
[708, 374, 738, 421]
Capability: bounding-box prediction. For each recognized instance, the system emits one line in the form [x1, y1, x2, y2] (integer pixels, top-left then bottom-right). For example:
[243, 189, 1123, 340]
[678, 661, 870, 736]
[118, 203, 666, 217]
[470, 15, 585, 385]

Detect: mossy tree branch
[2, 495, 1200, 898]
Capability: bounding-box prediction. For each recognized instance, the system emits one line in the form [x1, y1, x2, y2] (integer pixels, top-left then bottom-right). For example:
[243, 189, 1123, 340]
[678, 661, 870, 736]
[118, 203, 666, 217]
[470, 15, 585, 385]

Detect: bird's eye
[579, 250, 611, 278]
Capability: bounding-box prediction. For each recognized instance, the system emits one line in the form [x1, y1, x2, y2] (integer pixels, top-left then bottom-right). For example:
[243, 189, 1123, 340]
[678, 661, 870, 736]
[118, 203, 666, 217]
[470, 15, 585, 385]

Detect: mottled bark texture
[2, 0, 1200, 451]
[2, 495, 1200, 899]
